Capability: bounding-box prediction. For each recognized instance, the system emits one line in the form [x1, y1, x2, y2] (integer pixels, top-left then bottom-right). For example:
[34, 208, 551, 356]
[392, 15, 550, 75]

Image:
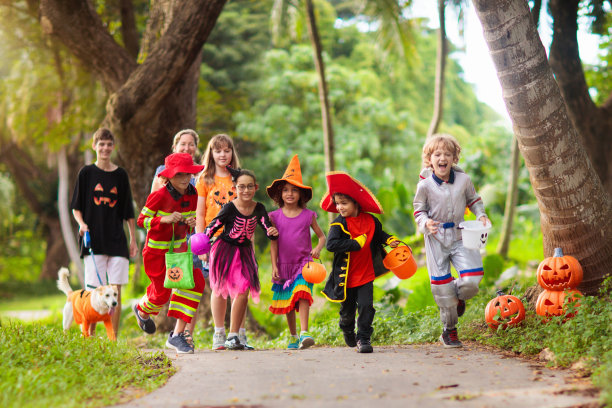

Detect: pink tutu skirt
[209, 239, 260, 303]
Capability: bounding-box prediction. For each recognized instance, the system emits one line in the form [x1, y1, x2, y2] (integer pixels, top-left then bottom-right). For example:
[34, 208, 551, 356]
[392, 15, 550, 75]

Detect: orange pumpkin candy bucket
[383, 244, 417, 279]
[302, 259, 327, 284]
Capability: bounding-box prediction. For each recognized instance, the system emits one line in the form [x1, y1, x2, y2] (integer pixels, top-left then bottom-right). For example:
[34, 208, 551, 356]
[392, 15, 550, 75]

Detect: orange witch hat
[266, 154, 313, 203]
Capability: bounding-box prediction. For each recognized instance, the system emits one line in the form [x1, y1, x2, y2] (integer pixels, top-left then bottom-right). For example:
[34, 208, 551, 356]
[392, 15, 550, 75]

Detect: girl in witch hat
[320, 172, 400, 353]
[266, 155, 326, 350]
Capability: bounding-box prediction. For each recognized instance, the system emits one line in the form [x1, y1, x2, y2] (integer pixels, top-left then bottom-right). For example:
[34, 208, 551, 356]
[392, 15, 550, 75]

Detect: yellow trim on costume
[386, 235, 399, 245]
[321, 250, 350, 303]
[141, 207, 155, 217]
[331, 222, 351, 236]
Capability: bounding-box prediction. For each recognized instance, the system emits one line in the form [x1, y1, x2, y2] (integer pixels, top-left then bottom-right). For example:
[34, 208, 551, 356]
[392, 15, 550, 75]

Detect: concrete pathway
[112, 343, 598, 408]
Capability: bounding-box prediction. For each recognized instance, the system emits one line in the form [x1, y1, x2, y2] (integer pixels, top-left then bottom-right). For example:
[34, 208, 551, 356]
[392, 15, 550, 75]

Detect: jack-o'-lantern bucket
[459, 220, 492, 250]
[383, 244, 417, 279]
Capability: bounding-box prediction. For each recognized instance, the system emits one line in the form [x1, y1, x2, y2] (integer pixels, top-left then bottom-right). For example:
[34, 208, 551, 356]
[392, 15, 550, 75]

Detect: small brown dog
[57, 267, 118, 341]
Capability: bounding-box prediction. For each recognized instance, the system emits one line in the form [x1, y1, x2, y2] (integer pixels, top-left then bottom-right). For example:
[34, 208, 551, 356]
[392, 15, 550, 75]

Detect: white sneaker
[212, 332, 226, 350]
[239, 332, 255, 350]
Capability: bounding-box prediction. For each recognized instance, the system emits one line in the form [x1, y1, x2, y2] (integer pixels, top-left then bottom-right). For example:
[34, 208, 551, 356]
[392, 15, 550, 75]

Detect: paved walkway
[112, 343, 598, 408]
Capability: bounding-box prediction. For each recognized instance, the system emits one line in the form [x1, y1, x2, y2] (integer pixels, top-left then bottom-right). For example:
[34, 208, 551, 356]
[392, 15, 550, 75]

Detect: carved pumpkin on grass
[535, 289, 582, 320]
[537, 248, 583, 291]
[484, 290, 525, 330]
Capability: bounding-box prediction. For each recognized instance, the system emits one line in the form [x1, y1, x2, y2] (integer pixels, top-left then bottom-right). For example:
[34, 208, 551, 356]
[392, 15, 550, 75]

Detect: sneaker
[343, 331, 357, 348]
[239, 332, 255, 350]
[440, 328, 463, 348]
[287, 337, 299, 350]
[225, 335, 245, 350]
[133, 303, 156, 334]
[299, 332, 315, 349]
[166, 332, 194, 354]
[357, 338, 373, 353]
[457, 299, 466, 317]
[212, 332, 226, 350]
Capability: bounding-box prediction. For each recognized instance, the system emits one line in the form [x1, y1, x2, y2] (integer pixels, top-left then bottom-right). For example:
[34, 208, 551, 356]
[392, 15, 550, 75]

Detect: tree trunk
[40, 218, 70, 280]
[426, 0, 447, 138]
[304, 0, 335, 175]
[496, 137, 520, 257]
[548, 0, 612, 197]
[39, 0, 227, 207]
[472, 0, 612, 295]
[58, 145, 84, 286]
[496, 0, 541, 258]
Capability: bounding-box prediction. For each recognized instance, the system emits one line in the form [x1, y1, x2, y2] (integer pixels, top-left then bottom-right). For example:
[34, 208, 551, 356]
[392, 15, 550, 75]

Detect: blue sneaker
[299, 332, 315, 349]
[166, 332, 194, 354]
[287, 336, 299, 350]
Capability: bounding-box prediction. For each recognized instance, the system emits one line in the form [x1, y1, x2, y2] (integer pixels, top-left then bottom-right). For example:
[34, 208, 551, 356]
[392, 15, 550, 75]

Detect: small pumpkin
[302, 260, 326, 284]
[537, 248, 583, 291]
[484, 290, 525, 330]
[535, 289, 582, 319]
[167, 266, 183, 282]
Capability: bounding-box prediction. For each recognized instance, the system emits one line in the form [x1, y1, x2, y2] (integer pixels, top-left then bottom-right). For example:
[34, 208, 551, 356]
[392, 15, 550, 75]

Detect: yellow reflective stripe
[169, 304, 196, 317]
[141, 206, 155, 217]
[174, 289, 202, 302]
[147, 237, 187, 249]
[157, 210, 196, 217]
[143, 217, 152, 230]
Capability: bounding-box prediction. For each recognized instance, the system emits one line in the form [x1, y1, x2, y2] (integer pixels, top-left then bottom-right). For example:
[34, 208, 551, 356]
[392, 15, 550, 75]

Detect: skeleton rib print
[228, 216, 257, 243]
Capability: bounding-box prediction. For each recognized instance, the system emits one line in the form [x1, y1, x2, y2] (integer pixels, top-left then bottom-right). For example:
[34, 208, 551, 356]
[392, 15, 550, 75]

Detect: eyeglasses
[236, 184, 256, 192]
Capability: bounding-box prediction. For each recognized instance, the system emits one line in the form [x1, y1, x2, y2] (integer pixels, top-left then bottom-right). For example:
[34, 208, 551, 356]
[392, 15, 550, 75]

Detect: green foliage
[0, 318, 174, 408]
[482, 253, 505, 286]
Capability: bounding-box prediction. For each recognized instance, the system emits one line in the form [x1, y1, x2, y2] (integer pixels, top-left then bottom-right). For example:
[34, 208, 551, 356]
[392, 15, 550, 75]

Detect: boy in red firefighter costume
[134, 153, 205, 354]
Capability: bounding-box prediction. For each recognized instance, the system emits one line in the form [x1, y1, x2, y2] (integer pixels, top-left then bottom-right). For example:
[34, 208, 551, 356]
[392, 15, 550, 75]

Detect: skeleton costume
[204, 200, 278, 303]
[413, 166, 486, 330]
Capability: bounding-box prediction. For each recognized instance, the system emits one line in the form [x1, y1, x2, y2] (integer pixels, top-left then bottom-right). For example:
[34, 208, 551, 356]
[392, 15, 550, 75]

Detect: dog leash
[84, 231, 108, 289]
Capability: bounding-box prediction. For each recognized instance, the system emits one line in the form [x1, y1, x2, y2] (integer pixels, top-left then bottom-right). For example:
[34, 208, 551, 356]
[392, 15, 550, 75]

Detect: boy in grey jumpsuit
[413, 134, 489, 348]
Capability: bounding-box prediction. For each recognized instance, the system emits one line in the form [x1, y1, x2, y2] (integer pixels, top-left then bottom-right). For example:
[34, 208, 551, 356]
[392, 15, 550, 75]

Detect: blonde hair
[172, 129, 200, 154]
[422, 133, 461, 168]
[200, 134, 240, 185]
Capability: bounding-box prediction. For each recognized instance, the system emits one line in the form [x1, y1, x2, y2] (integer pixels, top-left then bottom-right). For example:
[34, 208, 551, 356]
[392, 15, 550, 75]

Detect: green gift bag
[164, 225, 195, 289]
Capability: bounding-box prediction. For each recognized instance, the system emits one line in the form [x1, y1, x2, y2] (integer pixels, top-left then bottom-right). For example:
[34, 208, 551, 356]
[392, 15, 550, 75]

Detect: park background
[0, 1, 610, 407]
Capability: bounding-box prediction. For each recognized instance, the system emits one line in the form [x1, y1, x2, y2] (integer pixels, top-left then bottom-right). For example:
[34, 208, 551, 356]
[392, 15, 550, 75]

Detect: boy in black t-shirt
[71, 128, 138, 337]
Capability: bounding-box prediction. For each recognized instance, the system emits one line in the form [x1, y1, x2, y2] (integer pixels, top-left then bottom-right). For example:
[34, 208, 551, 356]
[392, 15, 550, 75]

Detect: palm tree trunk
[427, 0, 447, 138]
[304, 0, 335, 174]
[472, 0, 612, 295]
[496, 137, 520, 257]
[496, 0, 541, 258]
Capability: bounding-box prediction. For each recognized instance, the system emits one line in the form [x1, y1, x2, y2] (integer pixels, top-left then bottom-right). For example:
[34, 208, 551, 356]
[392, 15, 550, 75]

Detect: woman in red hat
[320, 172, 400, 353]
[133, 152, 205, 354]
[266, 155, 326, 350]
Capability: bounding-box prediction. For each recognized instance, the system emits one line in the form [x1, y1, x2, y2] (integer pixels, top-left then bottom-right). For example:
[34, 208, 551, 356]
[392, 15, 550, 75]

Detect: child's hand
[389, 240, 401, 248]
[426, 219, 440, 234]
[479, 216, 490, 226]
[271, 266, 279, 281]
[184, 216, 196, 229]
[198, 254, 209, 262]
[310, 247, 322, 259]
[267, 226, 279, 237]
[161, 212, 184, 224]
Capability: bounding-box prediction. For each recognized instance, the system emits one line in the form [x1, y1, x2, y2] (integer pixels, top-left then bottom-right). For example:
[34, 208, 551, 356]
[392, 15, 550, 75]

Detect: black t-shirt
[70, 164, 135, 258]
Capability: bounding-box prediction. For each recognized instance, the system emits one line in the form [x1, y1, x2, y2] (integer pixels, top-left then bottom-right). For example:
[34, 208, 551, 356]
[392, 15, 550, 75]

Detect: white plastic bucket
[459, 220, 492, 249]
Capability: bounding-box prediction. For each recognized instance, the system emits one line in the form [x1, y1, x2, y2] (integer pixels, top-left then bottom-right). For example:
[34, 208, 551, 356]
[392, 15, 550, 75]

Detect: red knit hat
[320, 171, 383, 214]
[158, 153, 204, 178]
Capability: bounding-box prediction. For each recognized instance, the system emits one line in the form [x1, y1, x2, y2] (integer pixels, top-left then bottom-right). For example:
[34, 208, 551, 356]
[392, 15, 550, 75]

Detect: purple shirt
[270, 208, 317, 286]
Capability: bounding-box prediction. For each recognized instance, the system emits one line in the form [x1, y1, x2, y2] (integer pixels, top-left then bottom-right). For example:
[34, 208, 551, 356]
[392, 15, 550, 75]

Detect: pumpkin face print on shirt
[213, 189, 234, 207]
[93, 183, 118, 207]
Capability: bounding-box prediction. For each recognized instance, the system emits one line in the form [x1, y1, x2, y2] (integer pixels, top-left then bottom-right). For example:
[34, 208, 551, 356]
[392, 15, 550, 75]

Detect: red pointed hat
[158, 153, 204, 178]
[320, 171, 384, 214]
[266, 154, 313, 202]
